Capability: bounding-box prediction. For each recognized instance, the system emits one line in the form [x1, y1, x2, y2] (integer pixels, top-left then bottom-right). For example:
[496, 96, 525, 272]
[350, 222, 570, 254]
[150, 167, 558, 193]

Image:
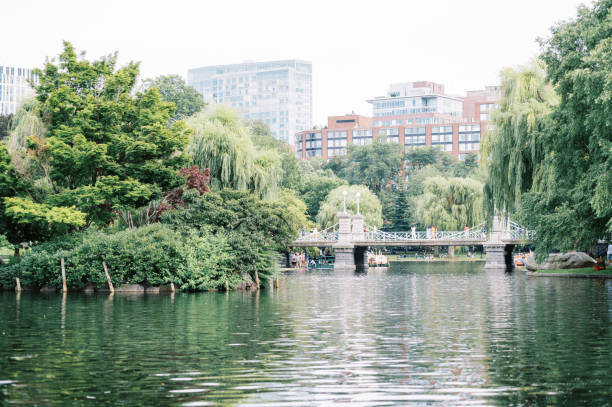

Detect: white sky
[3, 0, 588, 126]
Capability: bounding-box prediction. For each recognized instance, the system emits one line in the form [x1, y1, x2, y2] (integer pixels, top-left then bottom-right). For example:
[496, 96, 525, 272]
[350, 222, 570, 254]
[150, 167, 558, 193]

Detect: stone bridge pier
[483, 215, 515, 270]
[333, 213, 369, 270]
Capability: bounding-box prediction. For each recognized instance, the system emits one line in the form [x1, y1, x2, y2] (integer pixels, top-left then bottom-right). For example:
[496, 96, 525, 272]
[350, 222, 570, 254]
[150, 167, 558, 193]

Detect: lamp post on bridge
[355, 192, 361, 215]
[342, 190, 348, 214]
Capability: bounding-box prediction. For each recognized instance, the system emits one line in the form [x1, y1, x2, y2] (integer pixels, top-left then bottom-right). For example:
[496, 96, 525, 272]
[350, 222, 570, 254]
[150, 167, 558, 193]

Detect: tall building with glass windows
[188, 60, 312, 146]
[0, 65, 36, 115]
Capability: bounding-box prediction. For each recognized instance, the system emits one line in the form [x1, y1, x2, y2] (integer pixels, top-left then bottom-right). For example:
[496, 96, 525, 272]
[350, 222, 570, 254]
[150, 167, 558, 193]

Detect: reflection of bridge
[293, 213, 534, 270]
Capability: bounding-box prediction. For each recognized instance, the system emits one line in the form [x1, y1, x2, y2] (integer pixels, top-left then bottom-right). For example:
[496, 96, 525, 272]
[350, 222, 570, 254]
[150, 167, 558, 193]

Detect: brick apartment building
[295, 81, 499, 161]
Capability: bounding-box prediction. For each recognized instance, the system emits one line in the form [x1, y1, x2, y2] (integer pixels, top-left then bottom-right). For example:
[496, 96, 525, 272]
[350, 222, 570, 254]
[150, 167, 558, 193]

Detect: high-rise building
[0, 65, 36, 115]
[188, 60, 312, 146]
[295, 82, 500, 161]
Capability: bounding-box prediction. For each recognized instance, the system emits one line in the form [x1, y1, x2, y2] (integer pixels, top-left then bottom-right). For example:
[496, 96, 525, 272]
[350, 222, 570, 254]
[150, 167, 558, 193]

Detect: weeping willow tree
[413, 176, 484, 230]
[5, 98, 54, 201]
[186, 105, 281, 200]
[481, 60, 558, 217]
[7, 98, 47, 179]
[316, 185, 383, 229]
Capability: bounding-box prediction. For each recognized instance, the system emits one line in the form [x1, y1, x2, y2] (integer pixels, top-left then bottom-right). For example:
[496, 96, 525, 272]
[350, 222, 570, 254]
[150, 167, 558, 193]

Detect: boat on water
[514, 253, 528, 267]
[369, 252, 389, 267]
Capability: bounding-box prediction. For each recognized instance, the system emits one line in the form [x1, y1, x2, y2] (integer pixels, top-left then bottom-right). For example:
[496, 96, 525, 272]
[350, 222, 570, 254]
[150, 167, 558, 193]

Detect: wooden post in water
[254, 270, 260, 290]
[15, 277, 22, 292]
[102, 261, 114, 294]
[170, 282, 175, 293]
[61, 258, 67, 292]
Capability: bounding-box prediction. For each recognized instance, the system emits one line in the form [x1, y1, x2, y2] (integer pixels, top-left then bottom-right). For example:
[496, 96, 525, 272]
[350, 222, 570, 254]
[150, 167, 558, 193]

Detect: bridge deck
[293, 238, 529, 247]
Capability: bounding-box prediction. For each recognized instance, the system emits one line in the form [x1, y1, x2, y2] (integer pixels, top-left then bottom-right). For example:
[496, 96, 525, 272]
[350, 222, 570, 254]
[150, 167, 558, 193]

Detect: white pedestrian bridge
[292, 213, 534, 270]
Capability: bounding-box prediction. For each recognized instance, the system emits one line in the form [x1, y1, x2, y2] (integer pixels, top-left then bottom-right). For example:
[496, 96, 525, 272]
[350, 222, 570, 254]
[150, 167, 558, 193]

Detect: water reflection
[0, 262, 611, 406]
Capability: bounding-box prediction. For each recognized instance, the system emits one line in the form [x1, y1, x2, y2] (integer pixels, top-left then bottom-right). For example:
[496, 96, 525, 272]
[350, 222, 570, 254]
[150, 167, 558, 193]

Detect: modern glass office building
[188, 60, 312, 146]
[0, 65, 36, 115]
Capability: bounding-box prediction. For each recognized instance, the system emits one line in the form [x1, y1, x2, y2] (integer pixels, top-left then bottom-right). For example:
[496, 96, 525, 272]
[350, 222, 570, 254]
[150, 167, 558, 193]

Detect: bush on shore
[0, 223, 250, 291]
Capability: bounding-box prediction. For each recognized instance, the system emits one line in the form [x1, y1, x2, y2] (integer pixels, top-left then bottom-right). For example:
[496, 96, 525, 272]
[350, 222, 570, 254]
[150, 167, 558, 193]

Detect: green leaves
[316, 185, 383, 229]
[3, 197, 85, 241]
[344, 140, 403, 193]
[413, 176, 484, 230]
[143, 75, 206, 121]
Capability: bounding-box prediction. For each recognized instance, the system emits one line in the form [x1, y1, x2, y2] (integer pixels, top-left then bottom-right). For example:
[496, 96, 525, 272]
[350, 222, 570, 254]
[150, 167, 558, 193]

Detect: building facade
[0, 65, 36, 115]
[296, 82, 499, 161]
[188, 60, 312, 146]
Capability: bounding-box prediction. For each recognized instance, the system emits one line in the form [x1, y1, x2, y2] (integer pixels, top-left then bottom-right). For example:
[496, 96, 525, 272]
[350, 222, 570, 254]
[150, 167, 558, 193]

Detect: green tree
[414, 176, 484, 230]
[484, 0, 612, 258]
[316, 185, 383, 229]
[297, 173, 347, 221]
[187, 106, 282, 200]
[0, 114, 12, 141]
[1, 42, 191, 238]
[344, 140, 403, 193]
[143, 75, 205, 121]
[481, 60, 557, 216]
[387, 189, 412, 231]
[248, 120, 300, 190]
[405, 146, 441, 170]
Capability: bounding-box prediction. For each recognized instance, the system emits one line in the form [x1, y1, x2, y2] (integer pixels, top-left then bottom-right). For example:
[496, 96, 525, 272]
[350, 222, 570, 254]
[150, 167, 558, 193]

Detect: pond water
[1, 262, 611, 406]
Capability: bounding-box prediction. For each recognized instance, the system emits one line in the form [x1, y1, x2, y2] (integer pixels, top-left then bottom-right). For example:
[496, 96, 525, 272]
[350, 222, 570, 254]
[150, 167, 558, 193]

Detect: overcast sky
[3, 0, 589, 126]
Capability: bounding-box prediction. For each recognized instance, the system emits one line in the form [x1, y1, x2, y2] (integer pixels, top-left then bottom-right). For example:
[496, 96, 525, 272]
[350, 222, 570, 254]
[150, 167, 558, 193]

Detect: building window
[327, 148, 347, 157]
[405, 127, 426, 135]
[377, 128, 399, 136]
[431, 126, 452, 134]
[459, 124, 480, 132]
[405, 135, 426, 145]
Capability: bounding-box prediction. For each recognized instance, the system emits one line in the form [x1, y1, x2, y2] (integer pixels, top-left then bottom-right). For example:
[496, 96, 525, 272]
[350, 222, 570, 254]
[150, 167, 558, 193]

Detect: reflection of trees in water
[0, 291, 292, 406]
[483, 277, 612, 406]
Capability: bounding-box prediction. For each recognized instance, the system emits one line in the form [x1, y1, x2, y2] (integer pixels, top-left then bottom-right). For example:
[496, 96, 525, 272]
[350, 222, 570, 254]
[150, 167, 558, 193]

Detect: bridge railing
[361, 223, 487, 242]
[295, 224, 339, 242]
[504, 221, 536, 242]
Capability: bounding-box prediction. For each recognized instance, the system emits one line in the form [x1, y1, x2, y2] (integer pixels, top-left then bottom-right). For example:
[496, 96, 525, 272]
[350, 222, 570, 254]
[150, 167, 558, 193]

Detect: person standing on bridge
[464, 225, 469, 238]
[411, 225, 416, 240]
[432, 225, 438, 239]
[426, 227, 431, 239]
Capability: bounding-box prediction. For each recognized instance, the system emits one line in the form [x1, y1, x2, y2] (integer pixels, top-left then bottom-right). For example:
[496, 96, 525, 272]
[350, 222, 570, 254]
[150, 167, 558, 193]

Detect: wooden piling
[170, 282, 176, 293]
[61, 258, 67, 292]
[15, 277, 22, 292]
[102, 261, 114, 294]
[254, 270, 260, 290]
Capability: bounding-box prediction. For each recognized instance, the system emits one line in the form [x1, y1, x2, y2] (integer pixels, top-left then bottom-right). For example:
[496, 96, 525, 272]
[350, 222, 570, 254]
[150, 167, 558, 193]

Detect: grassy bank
[527, 266, 612, 277]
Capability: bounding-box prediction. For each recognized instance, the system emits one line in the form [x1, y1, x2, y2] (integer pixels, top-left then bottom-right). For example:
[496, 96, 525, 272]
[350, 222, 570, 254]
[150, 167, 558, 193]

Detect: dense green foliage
[143, 75, 205, 121]
[482, 61, 557, 215]
[248, 120, 301, 190]
[1, 42, 190, 248]
[344, 139, 403, 193]
[187, 106, 282, 200]
[0, 114, 11, 141]
[0, 44, 308, 291]
[0, 224, 236, 290]
[414, 176, 484, 230]
[316, 185, 383, 229]
[484, 0, 612, 258]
